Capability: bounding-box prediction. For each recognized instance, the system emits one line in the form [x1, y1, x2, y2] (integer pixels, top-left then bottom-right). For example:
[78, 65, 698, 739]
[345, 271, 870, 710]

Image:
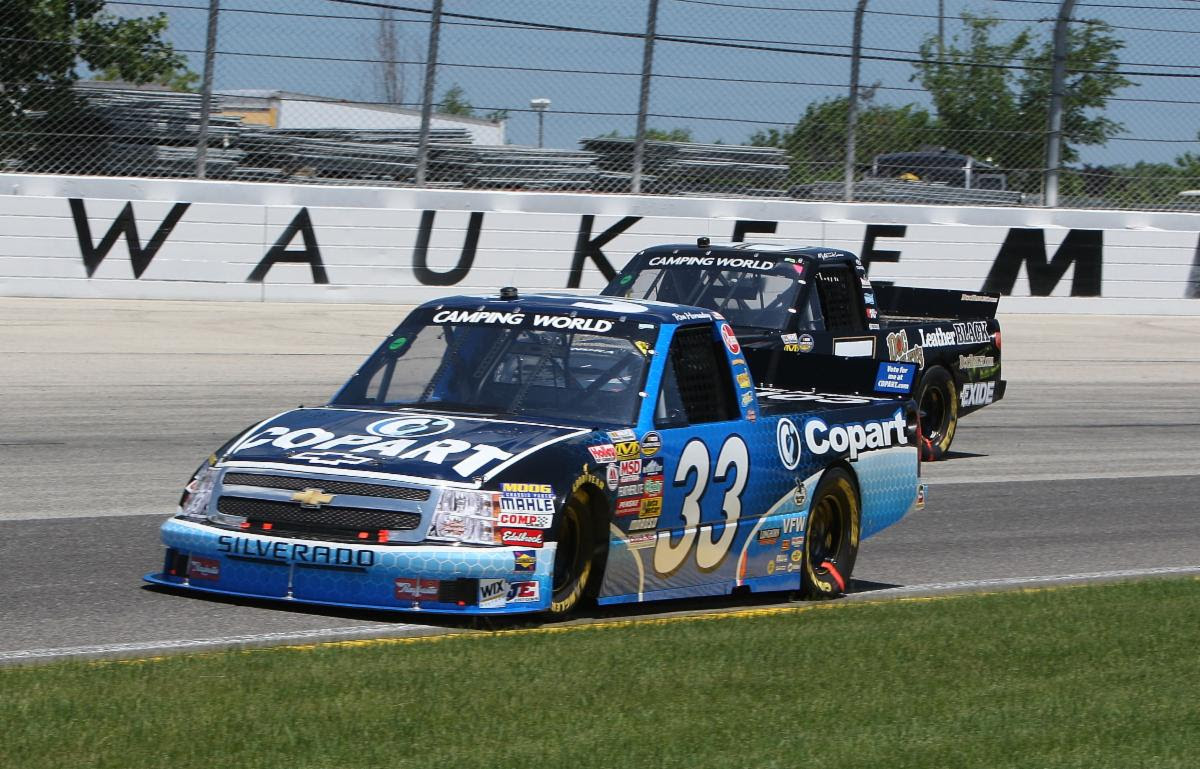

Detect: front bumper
[145, 518, 553, 614]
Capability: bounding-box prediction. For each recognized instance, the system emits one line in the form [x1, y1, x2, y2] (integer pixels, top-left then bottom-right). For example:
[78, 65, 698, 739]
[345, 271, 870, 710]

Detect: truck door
[642, 324, 753, 594]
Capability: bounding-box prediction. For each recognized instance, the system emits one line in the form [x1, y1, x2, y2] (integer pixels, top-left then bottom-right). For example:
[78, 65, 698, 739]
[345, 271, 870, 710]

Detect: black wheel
[800, 468, 860, 599]
[916, 366, 958, 461]
[550, 488, 604, 615]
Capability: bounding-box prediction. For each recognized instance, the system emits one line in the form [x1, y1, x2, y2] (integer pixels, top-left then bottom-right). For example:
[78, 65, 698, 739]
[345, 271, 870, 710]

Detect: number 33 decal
[653, 435, 749, 574]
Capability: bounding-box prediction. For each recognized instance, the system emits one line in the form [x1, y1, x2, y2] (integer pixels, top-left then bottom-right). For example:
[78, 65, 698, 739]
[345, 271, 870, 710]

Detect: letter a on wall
[248, 208, 329, 283]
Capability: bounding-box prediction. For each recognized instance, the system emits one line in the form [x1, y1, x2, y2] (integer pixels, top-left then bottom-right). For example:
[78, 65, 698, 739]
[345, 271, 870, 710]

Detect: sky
[111, 0, 1200, 167]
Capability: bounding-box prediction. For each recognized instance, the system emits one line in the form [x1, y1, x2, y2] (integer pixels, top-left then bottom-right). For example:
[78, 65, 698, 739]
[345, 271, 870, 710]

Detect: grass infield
[3, 578, 1199, 769]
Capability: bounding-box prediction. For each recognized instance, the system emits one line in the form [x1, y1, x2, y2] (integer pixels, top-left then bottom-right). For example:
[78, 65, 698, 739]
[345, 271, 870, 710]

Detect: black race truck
[602, 239, 1005, 460]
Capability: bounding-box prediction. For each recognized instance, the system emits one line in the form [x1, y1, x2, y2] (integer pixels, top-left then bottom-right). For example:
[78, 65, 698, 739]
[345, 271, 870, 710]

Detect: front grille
[222, 473, 430, 501]
[217, 496, 421, 532]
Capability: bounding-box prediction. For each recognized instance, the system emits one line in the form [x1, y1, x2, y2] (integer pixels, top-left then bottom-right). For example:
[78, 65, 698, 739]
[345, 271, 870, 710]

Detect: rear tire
[549, 488, 604, 615]
[916, 366, 958, 461]
[800, 468, 860, 599]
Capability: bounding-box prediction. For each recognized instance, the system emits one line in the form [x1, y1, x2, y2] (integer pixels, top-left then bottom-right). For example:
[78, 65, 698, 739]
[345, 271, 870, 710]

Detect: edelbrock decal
[803, 409, 907, 461]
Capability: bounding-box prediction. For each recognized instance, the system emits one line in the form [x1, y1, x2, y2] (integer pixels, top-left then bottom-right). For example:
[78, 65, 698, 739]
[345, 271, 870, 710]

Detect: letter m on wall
[983, 228, 1102, 297]
[69, 199, 190, 278]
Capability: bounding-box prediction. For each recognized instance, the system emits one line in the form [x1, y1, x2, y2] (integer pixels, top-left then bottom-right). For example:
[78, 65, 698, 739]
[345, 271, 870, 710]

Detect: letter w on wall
[69, 199, 190, 278]
[983, 228, 1102, 297]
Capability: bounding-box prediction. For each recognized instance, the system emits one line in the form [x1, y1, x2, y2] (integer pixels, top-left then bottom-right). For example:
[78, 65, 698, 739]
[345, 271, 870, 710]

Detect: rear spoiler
[873, 285, 1000, 320]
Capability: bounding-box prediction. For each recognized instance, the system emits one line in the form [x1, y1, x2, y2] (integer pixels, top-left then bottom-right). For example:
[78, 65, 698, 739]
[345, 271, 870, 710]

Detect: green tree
[1, 1, 193, 169]
[438, 84, 473, 116]
[1069, 153, 1200, 208]
[912, 14, 1131, 188]
[437, 84, 508, 122]
[0, 1, 191, 122]
[749, 89, 935, 183]
[600, 127, 695, 142]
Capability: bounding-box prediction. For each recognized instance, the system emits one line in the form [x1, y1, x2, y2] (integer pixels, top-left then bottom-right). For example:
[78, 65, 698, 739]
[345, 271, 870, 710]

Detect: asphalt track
[2, 298, 1198, 663]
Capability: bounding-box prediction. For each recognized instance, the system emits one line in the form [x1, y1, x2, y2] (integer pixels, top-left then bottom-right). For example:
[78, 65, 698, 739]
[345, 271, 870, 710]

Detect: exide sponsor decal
[961, 381, 996, 407]
[233, 416, 514, 478]
[804, 409, 907, 461]
[217, 535, 375, 567]
[497, 511, 553, 529]
[499, 528, 545, 547]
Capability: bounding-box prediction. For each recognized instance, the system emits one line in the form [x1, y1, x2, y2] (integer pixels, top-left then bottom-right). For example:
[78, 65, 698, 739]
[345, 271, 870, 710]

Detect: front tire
[549, 488, 604, 615]
[800, 468, 861, 599]
[916, 366, 958, 461]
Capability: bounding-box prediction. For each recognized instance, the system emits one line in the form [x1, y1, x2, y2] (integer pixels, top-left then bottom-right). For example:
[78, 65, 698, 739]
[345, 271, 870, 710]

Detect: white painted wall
[1, 173, 1197, 313]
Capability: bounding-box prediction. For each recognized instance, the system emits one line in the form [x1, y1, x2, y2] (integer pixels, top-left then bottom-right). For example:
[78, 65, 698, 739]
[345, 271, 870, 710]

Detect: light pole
[530, 98, 550, 148]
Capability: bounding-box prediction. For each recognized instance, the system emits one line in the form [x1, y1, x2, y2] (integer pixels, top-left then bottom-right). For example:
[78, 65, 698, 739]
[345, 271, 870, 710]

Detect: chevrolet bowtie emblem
[292, 488, 334, 508]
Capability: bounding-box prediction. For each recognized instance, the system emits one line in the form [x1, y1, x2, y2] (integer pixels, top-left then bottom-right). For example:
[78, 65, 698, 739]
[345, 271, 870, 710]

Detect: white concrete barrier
[1, 173, 1197, 313]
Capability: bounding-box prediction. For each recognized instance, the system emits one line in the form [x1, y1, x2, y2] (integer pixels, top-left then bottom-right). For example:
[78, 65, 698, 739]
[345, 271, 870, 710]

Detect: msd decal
[804, 409, 908, 461]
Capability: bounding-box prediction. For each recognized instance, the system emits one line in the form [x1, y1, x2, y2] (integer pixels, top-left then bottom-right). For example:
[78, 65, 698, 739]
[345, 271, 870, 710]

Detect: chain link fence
[2, 0, 1199, 210]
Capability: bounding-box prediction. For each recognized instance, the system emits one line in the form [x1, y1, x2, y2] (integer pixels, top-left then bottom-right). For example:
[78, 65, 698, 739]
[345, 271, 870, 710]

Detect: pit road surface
[1, 298, 1197, 661]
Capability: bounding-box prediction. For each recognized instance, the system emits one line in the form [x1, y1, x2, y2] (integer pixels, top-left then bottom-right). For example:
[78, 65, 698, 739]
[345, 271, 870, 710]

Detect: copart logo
[804, 409, 908, 461]
[367, 416, 455, 438]
[776, 417, 802, 470]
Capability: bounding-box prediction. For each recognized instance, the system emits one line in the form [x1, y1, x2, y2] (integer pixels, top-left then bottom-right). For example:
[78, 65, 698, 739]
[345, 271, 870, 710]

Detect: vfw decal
[961, 381, 996, 407]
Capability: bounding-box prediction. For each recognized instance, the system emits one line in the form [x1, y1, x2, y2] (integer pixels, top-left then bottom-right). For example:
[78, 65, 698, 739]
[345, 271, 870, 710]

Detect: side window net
[814, 265, 862, 334]
[657, 326, 738, 426]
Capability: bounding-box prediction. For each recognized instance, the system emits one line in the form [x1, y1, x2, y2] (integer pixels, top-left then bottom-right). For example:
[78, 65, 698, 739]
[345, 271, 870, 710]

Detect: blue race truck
[148, 291, 924, 615]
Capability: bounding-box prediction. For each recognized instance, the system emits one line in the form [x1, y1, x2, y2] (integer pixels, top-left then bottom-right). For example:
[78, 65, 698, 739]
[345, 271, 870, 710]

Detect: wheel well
[823, 460, 861, 500]
[571, 482, 609, 520]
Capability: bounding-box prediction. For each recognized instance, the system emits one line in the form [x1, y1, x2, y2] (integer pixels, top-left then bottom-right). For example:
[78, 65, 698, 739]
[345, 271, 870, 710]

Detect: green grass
[3, 579, 1199, 769]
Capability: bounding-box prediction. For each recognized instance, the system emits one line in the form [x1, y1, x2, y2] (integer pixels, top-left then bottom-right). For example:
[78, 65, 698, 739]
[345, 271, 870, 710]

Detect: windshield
[613, 267, 802, 331]
[331, 308, 657, 428]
